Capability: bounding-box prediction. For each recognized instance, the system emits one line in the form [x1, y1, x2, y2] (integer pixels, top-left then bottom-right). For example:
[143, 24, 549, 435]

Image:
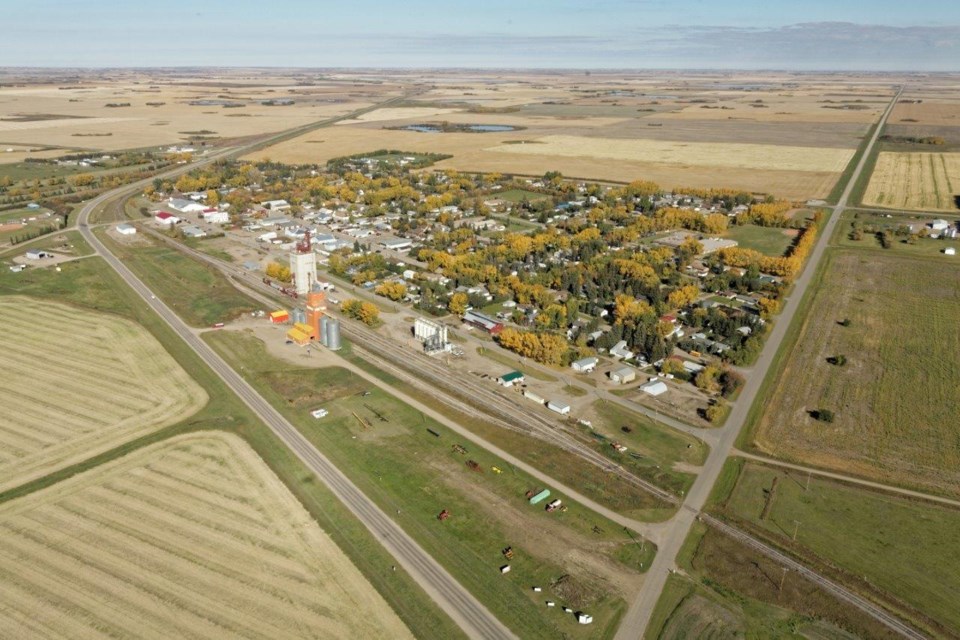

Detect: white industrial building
[116, 223, 137, 235]
[609, 366, 636, 384]
[640, 379, 668, 396]
[201, 209, 229, 224]
[289, 242, 318, 295]
[166, 198, 205, 214]
[414, 317, 450, 353]
[261, 199, 291, 211]
[570, 357, 598, 373]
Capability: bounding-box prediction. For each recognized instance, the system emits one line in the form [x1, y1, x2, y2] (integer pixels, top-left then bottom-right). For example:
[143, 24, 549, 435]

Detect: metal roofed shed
[640, 379, 668, 396]
[497, 371, 525, 387]
[570, 356, 598, 373]
[609, 366, 636, 384]
[547, 400, 571, 415]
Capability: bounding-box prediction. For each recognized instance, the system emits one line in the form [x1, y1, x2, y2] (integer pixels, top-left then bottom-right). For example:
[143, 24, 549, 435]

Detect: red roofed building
[154, 211, 180, 226]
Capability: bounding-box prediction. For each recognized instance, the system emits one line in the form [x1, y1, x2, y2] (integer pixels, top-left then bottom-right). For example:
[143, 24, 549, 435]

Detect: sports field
[862, 151, 960, 211]
[752, 250, 960, 495]
[0, 431, 412, 639]
[0, 296, 207, 491]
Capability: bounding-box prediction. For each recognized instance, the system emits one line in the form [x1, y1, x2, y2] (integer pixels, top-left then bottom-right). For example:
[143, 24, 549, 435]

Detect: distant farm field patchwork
[753, 251, 960, 495]
[863, 151, 960, 211]
[0, 296, 207, 490]
[0, 432, 412, 639]
[489, 136, 854, 173]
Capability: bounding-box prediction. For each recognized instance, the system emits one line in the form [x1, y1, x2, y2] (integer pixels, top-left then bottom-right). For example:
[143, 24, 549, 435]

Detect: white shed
[116, 223, 137, 235]
[547, 401, 571, 415]
[640, 379, 668, 396]
[571, 357, 599, 373]
[610, 366, 636, 384]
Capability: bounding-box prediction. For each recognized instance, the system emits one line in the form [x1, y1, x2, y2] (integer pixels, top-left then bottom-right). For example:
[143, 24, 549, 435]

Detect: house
[463, 310, 503, 334]
[640, 379, 668, 396]
[547, 400, 571, 415]
[116, 223, 137, 235]
[261, 199, 291, 211]
[166, 198, 205, 214]
[154, 211, 180, 226]
[609, 366, 636, 384]
[930, 219, 950, 232]
[682, 361, 704, 374]
[497, 371, 525, 387]
[570, 357, 599, 373]
[609, 340, 634, 360]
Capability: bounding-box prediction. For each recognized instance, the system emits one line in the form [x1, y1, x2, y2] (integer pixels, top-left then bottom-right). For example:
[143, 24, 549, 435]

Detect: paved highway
[78, 194, 515, 640]
[613, 88, 918, 640]
[64, 100, 518, 639]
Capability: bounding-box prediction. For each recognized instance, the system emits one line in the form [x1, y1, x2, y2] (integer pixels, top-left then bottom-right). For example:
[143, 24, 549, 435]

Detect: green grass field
[589, 401, 707, 495]
[644, 523, 901, 640]
[725, 224, 796, 256]
[751, 249, 960, 496]
[343, 349, 676, 520]
[496, 188, 549, 203]
[0, 256, 466, 640]
[97, 229, 258, 326]
[204, 329, 652, 640]
[716, 461, 960, 636]
[835, 210, 960, 259]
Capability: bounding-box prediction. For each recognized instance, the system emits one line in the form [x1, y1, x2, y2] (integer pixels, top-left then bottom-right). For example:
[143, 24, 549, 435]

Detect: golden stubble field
[248, 122, 848, 198]
[863, 152, 960, 211]
[753, 251, 960, 496]
[0, 431, 412, 639]
[0, 77, 389, 159]
[0, 296, 207, 491]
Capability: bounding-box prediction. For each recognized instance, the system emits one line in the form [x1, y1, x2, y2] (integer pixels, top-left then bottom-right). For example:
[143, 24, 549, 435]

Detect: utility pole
[806, 470, 811, 492]
[779, 566, 788, 593]
[792, 519, 801, 541]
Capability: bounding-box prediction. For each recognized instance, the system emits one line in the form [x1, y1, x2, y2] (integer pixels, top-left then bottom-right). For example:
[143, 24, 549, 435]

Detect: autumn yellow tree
[667, 284, 700, 310]
[265, 262, 292, 282]
[448, 292, 469, 315]
[342, 299, 380, 326]
[374, 281, 407, 301]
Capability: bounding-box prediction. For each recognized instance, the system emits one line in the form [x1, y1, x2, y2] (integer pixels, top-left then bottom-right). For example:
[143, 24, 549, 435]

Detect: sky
[3, 0, 959, 71]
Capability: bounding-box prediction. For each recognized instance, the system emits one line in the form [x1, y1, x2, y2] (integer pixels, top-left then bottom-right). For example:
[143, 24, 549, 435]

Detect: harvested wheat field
[753, 251, 960, 496]
[0, 296, 207, 491]
[0, 431, 412, 639]
[891, 101, 960, 126]
[863, 152, 960, 211]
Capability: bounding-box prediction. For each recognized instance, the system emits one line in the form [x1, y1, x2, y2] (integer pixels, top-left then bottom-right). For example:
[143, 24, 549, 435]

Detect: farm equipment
[528, 489, 551, 505]
[437, 510, 450, 521]
[363, 403, 388, 422]
[610, 441, 628, 453]
[491, 466, 502, 474]
[502, 546, 514, 559]
[466, 460, 483, 473]
[546, 499, 565, 513]
[352, 411, 371, 430]
[452, 444, 467, 455]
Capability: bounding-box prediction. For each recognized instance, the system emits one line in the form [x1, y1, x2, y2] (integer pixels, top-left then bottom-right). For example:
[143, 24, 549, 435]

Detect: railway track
[139, 227, 681, 506]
